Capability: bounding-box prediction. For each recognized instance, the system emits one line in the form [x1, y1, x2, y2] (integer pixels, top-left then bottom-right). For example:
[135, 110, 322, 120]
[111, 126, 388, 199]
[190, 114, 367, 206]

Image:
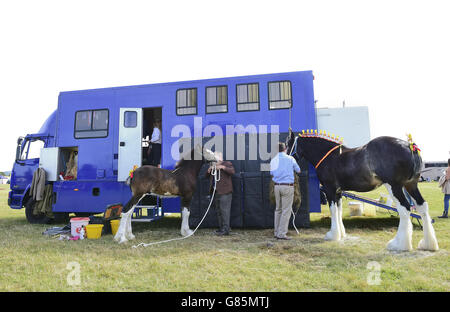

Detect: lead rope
[132, 163, 220, 248]
[288, 135, 300, 235]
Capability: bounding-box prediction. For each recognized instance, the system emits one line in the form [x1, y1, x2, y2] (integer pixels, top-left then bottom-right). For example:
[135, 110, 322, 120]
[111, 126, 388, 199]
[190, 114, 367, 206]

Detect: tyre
[52, 212, 70, 224]
[25, 198, 52, 224]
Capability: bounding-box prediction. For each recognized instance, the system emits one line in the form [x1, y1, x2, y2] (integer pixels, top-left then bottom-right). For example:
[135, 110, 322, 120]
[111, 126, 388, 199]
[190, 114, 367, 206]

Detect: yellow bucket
[85, 224, 104, 239]
[110, 220, 120, 236]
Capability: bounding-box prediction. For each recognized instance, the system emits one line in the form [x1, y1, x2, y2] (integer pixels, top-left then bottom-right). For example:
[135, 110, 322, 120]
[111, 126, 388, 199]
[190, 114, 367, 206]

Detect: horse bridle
[314, 144, 342, 169]
[288, 133, 342, 170]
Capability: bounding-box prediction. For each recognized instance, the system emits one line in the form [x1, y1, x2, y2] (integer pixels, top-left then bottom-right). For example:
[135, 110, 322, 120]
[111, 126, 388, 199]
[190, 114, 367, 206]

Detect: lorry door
[10, 137, 45, 193]
[118, 108, 143, 181]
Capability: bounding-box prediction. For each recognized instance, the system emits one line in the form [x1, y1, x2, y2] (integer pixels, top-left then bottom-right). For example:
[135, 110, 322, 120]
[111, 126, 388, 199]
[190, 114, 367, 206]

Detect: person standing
[438, 159, 450, 218]
[270, 142, 300, 240]
[206, 152, 235, 236]
[148, 119, 162, 167]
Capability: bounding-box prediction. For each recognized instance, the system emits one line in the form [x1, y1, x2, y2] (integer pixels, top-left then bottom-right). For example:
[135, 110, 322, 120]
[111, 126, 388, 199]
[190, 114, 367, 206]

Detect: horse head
[188, 144, 217, 162]
[199, 145, 217, 163]
[285, 128, 303, 161]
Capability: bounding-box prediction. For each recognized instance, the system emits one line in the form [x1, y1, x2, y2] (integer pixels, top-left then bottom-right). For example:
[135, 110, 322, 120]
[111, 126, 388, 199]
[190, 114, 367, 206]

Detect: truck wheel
[25, 198, 52, 224]
[52, 212, 70, 224]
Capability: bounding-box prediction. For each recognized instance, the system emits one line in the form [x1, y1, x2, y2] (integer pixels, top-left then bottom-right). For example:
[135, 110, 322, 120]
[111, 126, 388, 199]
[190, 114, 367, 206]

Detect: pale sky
[1, 0, 449, 171]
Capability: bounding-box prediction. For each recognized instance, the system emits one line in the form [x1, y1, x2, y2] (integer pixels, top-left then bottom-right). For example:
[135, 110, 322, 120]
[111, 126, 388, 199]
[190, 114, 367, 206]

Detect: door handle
[120, 142, 125, 147]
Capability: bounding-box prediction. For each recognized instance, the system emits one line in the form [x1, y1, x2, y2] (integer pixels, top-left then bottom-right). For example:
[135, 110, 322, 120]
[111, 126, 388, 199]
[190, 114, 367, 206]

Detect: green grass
[0, 183, 448, 291]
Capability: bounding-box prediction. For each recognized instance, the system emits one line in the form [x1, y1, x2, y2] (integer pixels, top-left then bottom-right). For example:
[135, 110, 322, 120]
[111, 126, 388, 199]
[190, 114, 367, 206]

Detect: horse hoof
[387, 239, 412, 252]
[418, 239, 439, 251]
[113, 234, 121, 242]
[118, 236, 128, 244]
[324, 231, 341, 241]
[181, 229, 194, 237]
[125, 233, 136, 241]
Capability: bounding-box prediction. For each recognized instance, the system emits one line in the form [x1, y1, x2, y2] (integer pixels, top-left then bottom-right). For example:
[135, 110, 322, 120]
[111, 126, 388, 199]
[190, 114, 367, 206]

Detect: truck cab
[8, 111, 58, 223]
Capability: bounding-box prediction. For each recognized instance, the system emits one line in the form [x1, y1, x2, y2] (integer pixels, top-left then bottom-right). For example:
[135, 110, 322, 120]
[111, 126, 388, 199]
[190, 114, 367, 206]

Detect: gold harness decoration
[406, 133, 421, 155]
[129, 165, 139, 178]
[297, 129, 344, 169]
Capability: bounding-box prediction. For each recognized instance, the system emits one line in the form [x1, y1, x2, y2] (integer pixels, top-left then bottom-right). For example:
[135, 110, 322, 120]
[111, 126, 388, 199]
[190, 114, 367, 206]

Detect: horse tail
[411, 148, 423, 179]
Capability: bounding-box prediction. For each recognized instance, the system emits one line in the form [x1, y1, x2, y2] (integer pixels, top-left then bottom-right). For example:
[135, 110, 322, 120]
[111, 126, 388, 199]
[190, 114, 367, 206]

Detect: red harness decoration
[410, 143, 421, 153]
[406, 133, 421, 155]
[129, 165, 139, 178]
[315, 145, 342, 169]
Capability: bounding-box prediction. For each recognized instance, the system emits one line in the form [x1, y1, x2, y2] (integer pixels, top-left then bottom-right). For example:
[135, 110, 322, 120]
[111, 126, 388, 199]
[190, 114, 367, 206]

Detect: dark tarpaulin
[188, 132, 311, 229]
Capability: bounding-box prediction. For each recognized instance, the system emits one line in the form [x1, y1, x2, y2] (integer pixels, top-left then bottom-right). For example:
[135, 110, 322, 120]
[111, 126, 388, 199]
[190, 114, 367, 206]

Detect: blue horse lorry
[8, 71, 321, 228]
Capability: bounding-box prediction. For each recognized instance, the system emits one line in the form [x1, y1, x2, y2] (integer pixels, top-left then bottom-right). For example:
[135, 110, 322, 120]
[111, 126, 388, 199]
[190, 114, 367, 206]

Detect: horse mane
[299, 129, 344, 146]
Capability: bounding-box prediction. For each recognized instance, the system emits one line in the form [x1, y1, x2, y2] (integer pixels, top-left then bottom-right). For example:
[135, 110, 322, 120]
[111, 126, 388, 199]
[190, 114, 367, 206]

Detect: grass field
[0, 183, 448, 292]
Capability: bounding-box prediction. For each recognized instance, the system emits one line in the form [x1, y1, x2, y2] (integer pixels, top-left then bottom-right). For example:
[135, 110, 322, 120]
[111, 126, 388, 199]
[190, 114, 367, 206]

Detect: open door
[118, 108, 142, 181]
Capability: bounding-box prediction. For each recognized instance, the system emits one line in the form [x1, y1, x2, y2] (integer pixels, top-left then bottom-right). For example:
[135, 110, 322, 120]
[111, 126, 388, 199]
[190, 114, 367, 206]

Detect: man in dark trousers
[206, 152, 235, 236]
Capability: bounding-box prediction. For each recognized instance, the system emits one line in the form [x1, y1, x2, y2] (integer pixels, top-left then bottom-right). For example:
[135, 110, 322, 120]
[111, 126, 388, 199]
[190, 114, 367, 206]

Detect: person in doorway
[270, 142, 300, 240]
[438, 158, 450, 218]
[205, 152, 235, 236]
[148, 118, 162, 167]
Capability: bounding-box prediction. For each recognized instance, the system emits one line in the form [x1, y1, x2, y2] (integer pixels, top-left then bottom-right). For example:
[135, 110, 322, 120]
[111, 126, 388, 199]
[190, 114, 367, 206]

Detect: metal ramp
[341, 191, 434, 227]
[131, 194, 164, 223]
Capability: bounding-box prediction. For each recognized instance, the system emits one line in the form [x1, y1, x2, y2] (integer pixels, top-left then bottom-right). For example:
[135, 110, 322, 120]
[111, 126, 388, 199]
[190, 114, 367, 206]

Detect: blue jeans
[444, 194, 450, 213]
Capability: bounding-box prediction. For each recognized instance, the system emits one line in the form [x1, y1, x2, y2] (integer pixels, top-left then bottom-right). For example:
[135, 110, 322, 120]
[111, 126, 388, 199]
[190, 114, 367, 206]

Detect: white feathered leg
[387, 204, 413, 251]
[325, 202, 342, 241]
[385, 184, 413, 251]
[125, 207, 136, 241]
[337, 198, 346, 238]
[180, 207, 194, 237]
[416, 202, 439, 251]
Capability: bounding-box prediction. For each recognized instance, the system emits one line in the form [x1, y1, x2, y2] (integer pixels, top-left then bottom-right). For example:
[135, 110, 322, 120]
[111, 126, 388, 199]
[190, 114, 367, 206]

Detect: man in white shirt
[270, 142, 301, 240]
[148, 119, 162, 167]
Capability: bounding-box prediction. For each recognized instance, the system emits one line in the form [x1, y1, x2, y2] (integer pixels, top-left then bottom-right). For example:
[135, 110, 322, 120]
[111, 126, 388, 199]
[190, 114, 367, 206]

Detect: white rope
[289, 136, 298, 156]
[288, 135, 300, 235]
[132, 163, 220, 248]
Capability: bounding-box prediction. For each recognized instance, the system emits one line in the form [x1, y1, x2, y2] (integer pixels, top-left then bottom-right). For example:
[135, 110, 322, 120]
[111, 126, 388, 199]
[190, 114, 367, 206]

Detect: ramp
[341, 191, 434, 226]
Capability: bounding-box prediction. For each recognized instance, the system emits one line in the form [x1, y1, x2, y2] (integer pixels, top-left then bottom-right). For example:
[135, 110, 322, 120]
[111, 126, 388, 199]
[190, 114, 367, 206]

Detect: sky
[0, 0, 449, 171]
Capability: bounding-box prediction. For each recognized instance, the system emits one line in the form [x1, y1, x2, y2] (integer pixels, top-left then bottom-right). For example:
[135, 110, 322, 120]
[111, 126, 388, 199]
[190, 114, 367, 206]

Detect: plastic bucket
[70, 217, 90, 237]
[85, 224, 104, 239]
[110, 220, 120, 235]
[348, 201, 364, 216]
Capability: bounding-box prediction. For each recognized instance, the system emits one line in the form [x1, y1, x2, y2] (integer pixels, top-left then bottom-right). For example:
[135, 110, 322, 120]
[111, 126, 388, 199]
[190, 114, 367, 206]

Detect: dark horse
[286, 130, 438, 251]
[114, 145, 217, 243]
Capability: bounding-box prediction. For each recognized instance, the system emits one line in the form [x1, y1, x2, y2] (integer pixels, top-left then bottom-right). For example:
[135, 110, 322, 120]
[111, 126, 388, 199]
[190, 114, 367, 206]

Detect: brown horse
[114, 145, 217, 243]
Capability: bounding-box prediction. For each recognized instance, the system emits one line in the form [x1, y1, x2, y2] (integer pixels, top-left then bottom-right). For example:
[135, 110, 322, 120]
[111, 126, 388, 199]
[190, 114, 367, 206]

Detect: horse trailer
[9, 71, 347, 228]
[420, 161, 448, 182]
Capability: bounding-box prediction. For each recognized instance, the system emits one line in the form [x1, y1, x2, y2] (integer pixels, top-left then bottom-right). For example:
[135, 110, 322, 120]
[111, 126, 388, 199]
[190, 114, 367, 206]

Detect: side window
[268, 81, 292, 109]
[236, 83, 259, 112]
[206, 86, 228, 114]
[124, 111, 137, 128]
[20, 139, 44, 160]
[176, 88, 197, 115]
[75, 109, 109, 138]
